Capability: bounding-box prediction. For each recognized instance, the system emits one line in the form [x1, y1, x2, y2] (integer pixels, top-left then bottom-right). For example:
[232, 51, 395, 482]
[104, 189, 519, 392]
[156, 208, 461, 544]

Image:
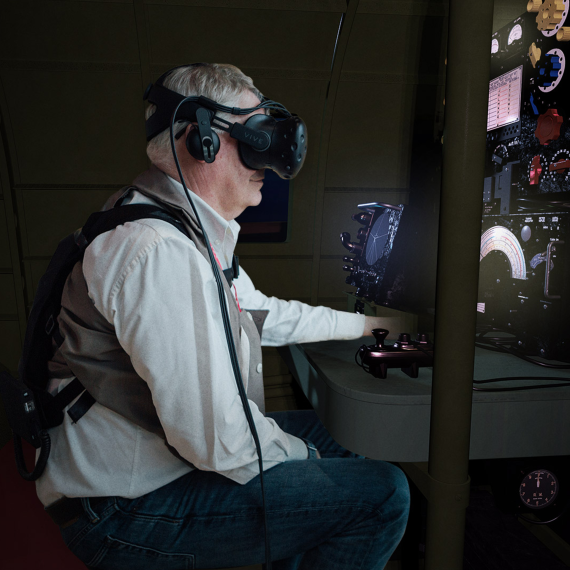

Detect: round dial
[508, 24, 522, 45]
[491, 38, 499, 54]
[365, 213, 391, 265]
[519, 469, 559, 509]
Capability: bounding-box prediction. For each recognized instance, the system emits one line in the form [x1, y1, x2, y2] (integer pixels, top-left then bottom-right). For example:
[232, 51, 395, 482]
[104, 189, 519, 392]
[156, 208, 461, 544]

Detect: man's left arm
[234, 267, 382, 345]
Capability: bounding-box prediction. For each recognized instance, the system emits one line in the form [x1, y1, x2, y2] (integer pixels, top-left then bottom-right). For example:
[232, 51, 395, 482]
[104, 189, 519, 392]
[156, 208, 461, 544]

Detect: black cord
[473, 382, 570, 392]
[169, 99, 272, 568]
[517, 501, 570, 525]
[475, 337, 570, 369]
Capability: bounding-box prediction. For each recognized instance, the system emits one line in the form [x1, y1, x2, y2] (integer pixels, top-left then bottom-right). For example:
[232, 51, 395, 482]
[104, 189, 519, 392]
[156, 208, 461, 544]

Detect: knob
[343, 256, 354, 263]
[340, 232, 363, 254]
[371, 328, 389, 348]
[536, 54, 562, 89]
[357, 227, 367, 240]
[527, 0, 541, 12]
[342, 265, 354, 273]
[529, 42, 541, 68]
[536, 0, 565, 31]
[557, 27, 570, 41]
[398, 333, 412, 344]
[416, 333, 428, 343]
[352, 212, 372, 225]
[530, 155, 542, 184]
[535, 109, 563, 145]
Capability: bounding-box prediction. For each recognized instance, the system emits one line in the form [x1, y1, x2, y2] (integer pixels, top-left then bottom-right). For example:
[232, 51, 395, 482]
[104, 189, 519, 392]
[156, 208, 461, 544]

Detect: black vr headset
[143, 63, 307, 179]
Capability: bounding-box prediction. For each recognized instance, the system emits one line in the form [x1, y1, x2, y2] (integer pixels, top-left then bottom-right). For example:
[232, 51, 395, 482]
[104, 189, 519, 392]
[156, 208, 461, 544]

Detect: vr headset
[143, 63, 308, 179]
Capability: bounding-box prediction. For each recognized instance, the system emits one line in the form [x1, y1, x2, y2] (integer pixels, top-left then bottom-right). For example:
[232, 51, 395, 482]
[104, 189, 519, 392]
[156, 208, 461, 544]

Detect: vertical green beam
[425, 1, 494, 569]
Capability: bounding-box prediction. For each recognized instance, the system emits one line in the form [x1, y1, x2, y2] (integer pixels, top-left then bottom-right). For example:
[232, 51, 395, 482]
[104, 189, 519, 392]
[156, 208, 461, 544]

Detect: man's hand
[363, 316, 387, 337]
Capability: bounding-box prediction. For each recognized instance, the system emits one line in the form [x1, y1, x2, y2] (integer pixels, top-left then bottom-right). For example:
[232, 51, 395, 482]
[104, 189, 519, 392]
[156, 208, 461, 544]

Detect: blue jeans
[60, 410, 410, 569]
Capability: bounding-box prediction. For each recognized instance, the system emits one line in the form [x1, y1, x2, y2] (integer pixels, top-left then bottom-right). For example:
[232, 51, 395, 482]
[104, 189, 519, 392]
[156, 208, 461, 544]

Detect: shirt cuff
[285, 433, 312, 461]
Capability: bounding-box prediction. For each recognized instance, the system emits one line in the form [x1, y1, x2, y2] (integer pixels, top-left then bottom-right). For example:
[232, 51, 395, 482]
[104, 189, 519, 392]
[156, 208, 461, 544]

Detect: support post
[424, 1, 495, 569]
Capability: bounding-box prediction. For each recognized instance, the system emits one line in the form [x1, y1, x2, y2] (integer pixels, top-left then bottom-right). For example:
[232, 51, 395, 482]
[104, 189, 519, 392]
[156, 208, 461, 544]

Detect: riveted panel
[146, 5, 342, 71]
[0, 202, 12, 269]
[320, 190, 409, 257]
[20, 188, 120, 257]
[0, 1, 139, 64]
[2, 70, 148, 185]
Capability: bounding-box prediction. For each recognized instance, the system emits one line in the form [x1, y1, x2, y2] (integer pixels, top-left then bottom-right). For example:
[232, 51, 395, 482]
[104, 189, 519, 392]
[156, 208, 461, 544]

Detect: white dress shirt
[36, 177, 367, 506]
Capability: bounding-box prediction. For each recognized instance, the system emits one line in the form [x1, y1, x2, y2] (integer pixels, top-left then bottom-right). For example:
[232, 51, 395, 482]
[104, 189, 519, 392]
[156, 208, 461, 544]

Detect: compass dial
[365, 212, 391, 265]
[519, 469, 559, 510]
[480, 226, 527, 279]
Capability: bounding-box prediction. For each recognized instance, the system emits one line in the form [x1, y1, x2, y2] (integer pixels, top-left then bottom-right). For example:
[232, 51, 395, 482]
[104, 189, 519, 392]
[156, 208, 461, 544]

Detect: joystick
[356, 330, 434, 379]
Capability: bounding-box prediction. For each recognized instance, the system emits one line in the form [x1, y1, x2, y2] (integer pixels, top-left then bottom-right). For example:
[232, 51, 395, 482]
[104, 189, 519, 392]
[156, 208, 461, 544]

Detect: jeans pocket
[88, 535, 195, 570]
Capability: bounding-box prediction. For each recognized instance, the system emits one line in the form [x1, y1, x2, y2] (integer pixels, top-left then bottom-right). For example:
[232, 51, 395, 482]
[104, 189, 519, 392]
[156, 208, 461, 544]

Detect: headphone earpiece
[185, 125, 220, 162]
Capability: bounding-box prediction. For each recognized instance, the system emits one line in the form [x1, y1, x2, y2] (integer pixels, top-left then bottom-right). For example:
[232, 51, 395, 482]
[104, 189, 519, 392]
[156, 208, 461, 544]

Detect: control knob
[535, 109, 563, 145]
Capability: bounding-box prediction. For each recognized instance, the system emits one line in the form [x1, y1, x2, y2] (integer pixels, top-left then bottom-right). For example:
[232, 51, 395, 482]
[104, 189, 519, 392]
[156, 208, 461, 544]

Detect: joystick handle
[371, 328, 389, 348]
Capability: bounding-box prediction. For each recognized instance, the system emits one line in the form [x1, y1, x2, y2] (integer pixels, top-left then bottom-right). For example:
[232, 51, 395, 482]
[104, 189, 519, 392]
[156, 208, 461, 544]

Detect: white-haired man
[39, 63, 410, 570]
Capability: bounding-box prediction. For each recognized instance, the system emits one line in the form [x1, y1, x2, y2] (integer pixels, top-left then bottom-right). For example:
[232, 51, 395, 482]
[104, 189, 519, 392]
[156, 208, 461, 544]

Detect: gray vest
[48, 165, 268, 451]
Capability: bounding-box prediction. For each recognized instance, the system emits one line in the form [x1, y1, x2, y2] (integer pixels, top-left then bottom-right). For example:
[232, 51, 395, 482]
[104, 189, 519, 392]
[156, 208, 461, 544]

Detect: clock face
[365, 212, 391, 265]
[519, 469, 559, 509]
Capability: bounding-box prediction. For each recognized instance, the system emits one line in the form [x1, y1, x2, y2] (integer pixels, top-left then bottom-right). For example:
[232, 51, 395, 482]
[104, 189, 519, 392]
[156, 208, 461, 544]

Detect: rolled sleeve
[233, 267, 366, 346]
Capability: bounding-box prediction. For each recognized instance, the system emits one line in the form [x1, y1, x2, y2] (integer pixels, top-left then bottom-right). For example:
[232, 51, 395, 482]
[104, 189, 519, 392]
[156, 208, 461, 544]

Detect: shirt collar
[166, 175, 240, 268]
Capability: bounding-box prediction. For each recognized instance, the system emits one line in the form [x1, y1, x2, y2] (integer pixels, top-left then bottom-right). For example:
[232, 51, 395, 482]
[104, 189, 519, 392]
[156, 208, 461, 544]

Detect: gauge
[480, 226, 527, 279]
[547, 149, 570, 182]
[491, 38, 499, 54]
[365, 211, 391, 265]
[519, 469, 559, 509]
[508, 24, 522, 45]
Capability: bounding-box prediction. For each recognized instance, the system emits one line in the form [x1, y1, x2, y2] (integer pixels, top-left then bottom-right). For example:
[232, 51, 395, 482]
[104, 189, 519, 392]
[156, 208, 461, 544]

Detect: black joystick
[371, 328, 389, 349]
[356, 329, 434, 379]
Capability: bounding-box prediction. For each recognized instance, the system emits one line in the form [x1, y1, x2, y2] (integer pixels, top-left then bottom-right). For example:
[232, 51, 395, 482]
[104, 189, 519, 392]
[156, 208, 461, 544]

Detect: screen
[487, 66, 523, 131]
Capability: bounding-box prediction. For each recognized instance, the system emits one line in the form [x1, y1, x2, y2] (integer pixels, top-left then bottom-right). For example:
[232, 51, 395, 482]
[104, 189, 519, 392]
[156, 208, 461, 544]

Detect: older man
[38, 63, 410, 569]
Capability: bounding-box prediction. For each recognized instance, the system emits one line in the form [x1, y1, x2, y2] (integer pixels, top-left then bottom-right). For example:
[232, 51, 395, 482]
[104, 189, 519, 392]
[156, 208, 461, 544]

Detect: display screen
[487, 66, 523, 131]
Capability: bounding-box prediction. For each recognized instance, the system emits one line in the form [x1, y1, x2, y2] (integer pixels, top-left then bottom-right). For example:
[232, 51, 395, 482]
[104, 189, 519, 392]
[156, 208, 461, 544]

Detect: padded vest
[47, 165, 268, 448]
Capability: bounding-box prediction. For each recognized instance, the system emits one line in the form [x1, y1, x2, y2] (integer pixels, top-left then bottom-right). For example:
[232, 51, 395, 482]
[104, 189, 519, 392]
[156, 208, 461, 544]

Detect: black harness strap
[50, 202, 240, 425]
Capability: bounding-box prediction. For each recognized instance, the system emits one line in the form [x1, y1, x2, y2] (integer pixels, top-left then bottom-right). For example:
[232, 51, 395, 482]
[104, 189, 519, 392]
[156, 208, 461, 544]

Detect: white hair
[145, 63, 263, 166]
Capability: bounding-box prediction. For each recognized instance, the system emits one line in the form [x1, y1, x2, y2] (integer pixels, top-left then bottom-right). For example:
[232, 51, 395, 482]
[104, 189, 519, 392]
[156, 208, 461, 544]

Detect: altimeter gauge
[519, 469, 559, 509]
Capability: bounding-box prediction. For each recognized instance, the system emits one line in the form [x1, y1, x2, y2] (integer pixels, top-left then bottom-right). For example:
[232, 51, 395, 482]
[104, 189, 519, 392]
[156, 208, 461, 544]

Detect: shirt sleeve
[101, 226, 308, 484]
[233, 266, 367, 346]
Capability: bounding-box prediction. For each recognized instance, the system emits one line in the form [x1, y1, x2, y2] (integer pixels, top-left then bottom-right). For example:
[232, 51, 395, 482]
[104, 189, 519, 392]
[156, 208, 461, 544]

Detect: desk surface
[280, 339, 570, 462]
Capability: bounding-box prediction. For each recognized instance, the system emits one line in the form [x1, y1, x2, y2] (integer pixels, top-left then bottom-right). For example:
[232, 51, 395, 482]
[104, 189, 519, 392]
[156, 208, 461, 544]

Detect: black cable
[517, 501, 570, 525]
[169, 99, 272, 569]
[473, 382, 570, 392]
[473, 376, 570, 384]
[475, 335, 570, 369]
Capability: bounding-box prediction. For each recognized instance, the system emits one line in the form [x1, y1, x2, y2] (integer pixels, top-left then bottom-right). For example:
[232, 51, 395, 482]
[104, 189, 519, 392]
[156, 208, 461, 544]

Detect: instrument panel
[481, 7, 570, 361]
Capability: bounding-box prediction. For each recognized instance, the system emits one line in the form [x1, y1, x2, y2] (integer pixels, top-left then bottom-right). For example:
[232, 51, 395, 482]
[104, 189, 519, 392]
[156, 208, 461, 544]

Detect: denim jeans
[59, 410, 410, 569]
